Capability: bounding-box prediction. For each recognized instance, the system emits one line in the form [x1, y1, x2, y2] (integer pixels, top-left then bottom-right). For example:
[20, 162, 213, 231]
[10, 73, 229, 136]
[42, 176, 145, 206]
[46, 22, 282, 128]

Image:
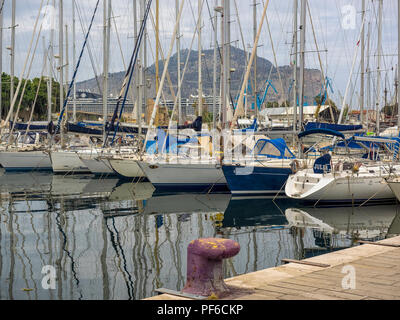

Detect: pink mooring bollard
[182, 238, 240, 298]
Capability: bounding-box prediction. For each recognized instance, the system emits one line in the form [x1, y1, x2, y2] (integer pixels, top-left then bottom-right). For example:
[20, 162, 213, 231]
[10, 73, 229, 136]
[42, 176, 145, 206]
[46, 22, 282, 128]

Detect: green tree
[1, 72, 61, 121]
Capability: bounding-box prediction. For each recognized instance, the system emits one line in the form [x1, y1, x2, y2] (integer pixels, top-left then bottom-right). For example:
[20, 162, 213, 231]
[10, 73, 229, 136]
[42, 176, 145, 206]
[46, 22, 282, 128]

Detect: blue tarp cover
[253, 138, 296, 159]
[305, 122, 363, 132]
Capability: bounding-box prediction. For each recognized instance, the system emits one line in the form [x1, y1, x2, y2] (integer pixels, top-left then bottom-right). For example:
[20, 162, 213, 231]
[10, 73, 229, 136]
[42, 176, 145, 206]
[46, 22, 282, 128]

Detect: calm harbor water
[0, 171, 399, 300]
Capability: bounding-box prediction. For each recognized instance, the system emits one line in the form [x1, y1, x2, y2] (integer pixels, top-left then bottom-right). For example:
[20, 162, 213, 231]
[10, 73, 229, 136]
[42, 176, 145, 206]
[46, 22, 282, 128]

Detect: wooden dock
[146, 236, 400, 300]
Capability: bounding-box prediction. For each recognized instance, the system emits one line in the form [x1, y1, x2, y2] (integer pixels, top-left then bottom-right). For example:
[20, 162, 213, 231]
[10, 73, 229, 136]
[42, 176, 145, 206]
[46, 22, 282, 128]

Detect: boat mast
[141, 0, 147, 127]
[398, 0, 400, 129]
[198, 0, 203, 118]
[213, 0, 218, 131]
[360, 0, 365, 126]
[222, 0, 230, 129]
[230, 0, 269, 129]
[134, 0, 139, 132]
[0, 3, 3, 121]
[366, 22, 371, 131]
[298, 0, 306, 133]
[59, 0, 64, 147]
[143, 0, 185, 148]
[220, 0, 225, 129]
[102, 0, 109, 142]
[48, 0, 55, 125]
[155, 0, 159, 93]
[10, 0, 16, 121]
[65, 24, 69, 106]
[292, 0, 298, 136]
[226, 0, 231, 126]
[144, 0, 147, 126]
[176, 0, 182, 125]
[253, 0, 257, 119]
[138, 0, 144, 137]
[72, 0, 77, 123]
[376, 0, 382, 134]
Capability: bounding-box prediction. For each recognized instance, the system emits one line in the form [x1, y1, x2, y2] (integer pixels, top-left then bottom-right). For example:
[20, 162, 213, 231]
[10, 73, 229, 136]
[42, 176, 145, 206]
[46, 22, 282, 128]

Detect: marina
[0, 0, 400, 302]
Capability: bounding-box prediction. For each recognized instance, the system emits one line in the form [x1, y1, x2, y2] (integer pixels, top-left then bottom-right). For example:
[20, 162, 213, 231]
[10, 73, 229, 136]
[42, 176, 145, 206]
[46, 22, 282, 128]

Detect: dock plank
[145, 237, 400, 300]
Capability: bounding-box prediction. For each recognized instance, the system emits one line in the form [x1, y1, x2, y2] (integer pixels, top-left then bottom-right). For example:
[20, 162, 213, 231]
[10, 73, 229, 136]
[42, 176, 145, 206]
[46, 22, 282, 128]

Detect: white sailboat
[285, 160, 397, 204]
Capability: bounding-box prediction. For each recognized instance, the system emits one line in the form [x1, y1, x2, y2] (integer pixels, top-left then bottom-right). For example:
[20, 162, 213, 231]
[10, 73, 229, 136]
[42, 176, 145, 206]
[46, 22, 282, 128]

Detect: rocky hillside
[77, 46, 323, 106]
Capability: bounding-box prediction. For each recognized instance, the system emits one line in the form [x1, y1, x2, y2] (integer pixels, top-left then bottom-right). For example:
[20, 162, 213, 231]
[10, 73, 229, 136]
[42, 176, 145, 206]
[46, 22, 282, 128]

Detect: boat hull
[50, 151, 91, 174]
[0, 151, 52, 172]
[80, 156, 115, 176]
[386, 179, 400, 202]
[138, 161, 229, 193]
[108, 158, 146, 179]
[222, 163, 292, 197]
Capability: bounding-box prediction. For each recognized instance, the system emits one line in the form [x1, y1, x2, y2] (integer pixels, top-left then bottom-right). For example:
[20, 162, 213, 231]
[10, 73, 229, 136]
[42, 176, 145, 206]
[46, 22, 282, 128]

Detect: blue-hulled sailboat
[222, 138, 296, 197]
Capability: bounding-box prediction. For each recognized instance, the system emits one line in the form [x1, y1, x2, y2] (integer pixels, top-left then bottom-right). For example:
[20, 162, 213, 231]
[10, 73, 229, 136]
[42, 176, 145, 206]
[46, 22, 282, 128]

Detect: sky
[0, 0, 398, 111]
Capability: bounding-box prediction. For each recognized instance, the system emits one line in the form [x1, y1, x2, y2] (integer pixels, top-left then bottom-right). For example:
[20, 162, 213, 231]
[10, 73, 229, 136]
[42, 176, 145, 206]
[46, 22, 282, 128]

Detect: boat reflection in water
[285, 204, 400, 256]
[0, 173, 399, 300]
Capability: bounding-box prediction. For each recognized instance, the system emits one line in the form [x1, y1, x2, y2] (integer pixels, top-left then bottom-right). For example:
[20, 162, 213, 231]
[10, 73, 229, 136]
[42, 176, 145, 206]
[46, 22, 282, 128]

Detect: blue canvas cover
[313, 153, 332, 174]
[305, 122, 362, 132]
[10, 121, 48, 131]
[253, 138, 295, 159]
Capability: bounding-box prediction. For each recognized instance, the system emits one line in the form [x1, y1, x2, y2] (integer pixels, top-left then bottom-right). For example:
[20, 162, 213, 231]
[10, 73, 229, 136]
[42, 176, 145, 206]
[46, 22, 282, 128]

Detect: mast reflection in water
[0, 172, 399, 300]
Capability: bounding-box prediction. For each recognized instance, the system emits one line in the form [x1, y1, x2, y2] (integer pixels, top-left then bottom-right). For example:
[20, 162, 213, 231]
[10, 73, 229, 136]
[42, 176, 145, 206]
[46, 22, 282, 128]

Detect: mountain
[77, 46, 323, 106]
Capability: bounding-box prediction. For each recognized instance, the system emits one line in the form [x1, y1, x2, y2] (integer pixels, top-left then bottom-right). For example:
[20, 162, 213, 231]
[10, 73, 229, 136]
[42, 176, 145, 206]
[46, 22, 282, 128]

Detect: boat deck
[145, 236, 400, 300]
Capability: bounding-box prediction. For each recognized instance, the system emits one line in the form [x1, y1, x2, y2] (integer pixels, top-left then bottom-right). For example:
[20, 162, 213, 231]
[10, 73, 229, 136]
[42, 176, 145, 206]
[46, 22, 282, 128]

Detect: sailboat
[222, 137, 297, 197]
[77, 0, 154, 178]
[0, 129, 52, 172]
[285, 132, 400, 204]
[0, 2, 54, 172]
[138, 158, 228, 193]
[285, 0, 400, 205]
